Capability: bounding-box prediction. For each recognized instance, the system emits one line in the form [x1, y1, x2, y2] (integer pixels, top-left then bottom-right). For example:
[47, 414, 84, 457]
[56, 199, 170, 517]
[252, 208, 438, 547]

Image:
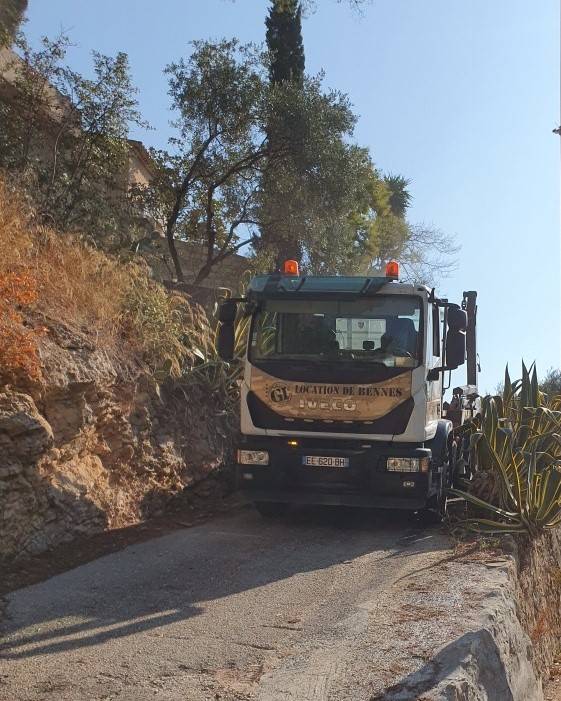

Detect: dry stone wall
[143, 238, 252, 294]
[376, 533, 561, 700]
[515, 530, 561, 686]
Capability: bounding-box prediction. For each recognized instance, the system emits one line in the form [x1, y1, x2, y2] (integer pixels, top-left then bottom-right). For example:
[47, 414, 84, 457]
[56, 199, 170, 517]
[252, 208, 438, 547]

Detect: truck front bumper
[236, 437, 439, 511]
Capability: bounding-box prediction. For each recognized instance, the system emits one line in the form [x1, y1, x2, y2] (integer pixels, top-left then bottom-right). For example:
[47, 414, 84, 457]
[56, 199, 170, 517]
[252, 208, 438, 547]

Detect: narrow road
[0, 507, 471, 701]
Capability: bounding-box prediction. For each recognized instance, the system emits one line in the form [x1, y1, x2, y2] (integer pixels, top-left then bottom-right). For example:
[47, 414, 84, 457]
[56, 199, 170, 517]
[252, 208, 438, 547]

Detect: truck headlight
[386, 457, 429, 473]
[237, 449, 269, 466]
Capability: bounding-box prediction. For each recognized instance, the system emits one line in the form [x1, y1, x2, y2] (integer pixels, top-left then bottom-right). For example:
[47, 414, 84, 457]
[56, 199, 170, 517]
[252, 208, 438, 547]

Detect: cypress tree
[262, 0, 306, 267]
[266, 0, 305, 84]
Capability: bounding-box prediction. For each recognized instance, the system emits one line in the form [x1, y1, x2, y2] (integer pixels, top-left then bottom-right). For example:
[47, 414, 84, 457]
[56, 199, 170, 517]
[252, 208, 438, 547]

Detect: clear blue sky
[23, 0, 561, 393]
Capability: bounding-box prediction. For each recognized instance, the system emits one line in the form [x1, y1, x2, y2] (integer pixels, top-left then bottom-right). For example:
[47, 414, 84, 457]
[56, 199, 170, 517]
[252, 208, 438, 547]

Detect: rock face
[515, 530, 561, 690]
[0, 391, 56, 557]
[0, 316, 230, 560]
[0, 391, 54, 466]
[375, 531, 561, 701]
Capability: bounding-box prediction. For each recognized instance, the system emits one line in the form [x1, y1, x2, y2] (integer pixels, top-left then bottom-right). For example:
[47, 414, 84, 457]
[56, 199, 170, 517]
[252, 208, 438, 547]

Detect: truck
[217, 259, 479, 520]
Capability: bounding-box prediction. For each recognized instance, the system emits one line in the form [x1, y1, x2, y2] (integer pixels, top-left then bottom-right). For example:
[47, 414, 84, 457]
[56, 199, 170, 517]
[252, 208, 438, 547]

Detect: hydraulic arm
[462, 291, 478, 392]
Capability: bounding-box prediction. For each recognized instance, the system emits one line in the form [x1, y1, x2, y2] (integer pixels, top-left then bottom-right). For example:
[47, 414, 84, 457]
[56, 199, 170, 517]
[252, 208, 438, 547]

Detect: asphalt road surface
[1, 506, 463, 701]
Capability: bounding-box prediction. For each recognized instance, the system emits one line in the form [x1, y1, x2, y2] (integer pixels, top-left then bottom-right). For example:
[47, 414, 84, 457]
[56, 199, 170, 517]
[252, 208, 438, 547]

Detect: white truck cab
[217, 260, 479, 518]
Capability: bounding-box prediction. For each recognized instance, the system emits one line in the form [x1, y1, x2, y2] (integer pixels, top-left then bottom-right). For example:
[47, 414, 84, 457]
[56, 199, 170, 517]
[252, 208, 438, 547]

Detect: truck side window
[432, 304, 441, 357]
[253, 311, 279, 357]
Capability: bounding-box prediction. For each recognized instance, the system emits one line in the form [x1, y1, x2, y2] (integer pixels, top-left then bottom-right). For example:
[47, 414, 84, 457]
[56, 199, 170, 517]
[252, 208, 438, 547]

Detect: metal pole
[463, 291, 478, 391]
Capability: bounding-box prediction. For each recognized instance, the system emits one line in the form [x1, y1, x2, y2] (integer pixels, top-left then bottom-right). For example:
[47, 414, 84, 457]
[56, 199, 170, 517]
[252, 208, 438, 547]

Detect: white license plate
[302, 456, 349, 468]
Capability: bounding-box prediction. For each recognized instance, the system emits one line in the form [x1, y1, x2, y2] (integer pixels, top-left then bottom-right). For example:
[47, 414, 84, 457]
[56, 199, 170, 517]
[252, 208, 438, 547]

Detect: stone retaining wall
[143, 238, 252, 295]
[380, 533, 561, 700]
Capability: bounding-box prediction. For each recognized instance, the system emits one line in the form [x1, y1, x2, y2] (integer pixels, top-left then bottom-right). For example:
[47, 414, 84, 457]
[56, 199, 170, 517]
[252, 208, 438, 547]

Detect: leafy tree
[259, 73, 370, 270]
[262, 1, 306, 268]
[540, 368, 561, 398]
[136, 40, 285, 283]
[261, 0, 371, 271]
[264, 1, 372, 14]
[235, 1, 453, 285]
[53, 50, 147, 244]
[0, 0, 27, 47]
[0, 34, 69, 171]
[341, 167, 406, 272]
[0, 34, 147, 247]
[136, 40, 374, 284]
[384, 173, 411, 218]
[348, 171, 458, 285]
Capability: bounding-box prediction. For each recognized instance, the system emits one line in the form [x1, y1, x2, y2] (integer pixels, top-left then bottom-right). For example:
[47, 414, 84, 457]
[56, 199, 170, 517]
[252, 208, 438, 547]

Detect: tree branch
[164, 130, 221, 281]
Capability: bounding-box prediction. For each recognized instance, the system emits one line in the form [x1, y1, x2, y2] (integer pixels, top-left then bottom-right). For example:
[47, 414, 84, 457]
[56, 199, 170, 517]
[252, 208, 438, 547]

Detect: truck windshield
[250, 296, 422, 368]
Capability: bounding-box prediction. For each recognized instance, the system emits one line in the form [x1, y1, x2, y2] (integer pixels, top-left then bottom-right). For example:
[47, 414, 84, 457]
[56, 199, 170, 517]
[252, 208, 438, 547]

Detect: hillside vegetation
[0, 176, 208, 387]
[0, 177, 228, 561]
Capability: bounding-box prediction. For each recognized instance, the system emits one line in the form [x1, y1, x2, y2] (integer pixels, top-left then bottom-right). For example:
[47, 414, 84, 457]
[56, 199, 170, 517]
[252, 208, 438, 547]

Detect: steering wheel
[391, 347, 413, 358]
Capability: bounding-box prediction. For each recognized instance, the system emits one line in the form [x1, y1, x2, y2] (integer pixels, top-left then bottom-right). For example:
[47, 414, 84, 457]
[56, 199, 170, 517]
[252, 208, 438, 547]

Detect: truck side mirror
[217, 300, 237, 361]
[218, 299, 237, 324]
[445, 304, 467, 369]
[445, 329, 466, 369]
[217, 323, 235, 361]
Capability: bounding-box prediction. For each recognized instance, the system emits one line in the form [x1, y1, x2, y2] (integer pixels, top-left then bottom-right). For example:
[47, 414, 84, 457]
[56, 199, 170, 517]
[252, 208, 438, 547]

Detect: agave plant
[450, 362, 561, 536]
[182, 272, 252, 410]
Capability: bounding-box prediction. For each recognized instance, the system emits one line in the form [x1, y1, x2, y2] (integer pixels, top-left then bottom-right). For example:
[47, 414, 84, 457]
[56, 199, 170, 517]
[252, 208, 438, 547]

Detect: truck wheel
[254, 501, 289, 518]
[421, 492, 447, 524]
[419, 459, 449, 525]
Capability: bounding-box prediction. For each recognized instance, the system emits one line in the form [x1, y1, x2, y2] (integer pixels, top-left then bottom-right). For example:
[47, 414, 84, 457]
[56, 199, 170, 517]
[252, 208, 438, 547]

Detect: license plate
[302, 456, 349, 468]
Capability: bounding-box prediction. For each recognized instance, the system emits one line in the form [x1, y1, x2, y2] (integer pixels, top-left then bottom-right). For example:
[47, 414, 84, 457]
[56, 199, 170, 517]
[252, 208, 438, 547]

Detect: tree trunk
[274, 237, 301, 271]
[193, 261, 212, 286]
[165, 225, 184, 282]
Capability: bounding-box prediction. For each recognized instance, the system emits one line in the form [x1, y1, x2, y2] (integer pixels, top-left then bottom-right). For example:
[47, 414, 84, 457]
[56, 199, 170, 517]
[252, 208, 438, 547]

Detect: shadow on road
[0, 504, 449, 662]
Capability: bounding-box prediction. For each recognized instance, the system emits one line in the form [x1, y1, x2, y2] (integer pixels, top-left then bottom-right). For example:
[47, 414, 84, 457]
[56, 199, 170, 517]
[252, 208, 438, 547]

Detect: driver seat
[385, 318, 417, 354]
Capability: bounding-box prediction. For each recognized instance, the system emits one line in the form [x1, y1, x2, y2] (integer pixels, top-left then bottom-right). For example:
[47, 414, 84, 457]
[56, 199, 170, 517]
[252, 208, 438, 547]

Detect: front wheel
[419, 459, 450, 524]
[254, 501, 289, 518]
[418, 494, 447, 525]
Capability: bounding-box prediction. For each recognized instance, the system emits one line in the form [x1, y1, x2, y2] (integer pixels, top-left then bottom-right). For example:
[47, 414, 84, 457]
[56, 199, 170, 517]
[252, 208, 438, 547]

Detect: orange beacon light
[385, 260, 399, 279]
[283, 259, 300, 276]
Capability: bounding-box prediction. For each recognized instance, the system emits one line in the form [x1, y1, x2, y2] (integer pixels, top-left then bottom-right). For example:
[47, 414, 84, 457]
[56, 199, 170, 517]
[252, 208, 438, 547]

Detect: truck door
[426, 302, 442, 425]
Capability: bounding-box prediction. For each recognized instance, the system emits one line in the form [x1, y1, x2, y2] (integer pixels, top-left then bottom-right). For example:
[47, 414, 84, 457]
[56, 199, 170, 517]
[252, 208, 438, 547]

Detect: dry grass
[0, 175, 209, 381]
[1, 177, 132, 342]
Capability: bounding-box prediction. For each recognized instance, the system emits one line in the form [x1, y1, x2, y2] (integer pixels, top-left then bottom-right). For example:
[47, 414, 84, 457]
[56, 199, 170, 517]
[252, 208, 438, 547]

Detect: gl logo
[270, 384, 290, 404]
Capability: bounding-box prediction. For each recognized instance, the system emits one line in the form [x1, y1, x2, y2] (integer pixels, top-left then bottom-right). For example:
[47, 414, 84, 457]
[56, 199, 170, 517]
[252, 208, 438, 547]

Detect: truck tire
[421, 489, 447, 524]
[418, 420, 454, 524]
[254, 501, 289, 518]
[419, 453, 450, 525]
